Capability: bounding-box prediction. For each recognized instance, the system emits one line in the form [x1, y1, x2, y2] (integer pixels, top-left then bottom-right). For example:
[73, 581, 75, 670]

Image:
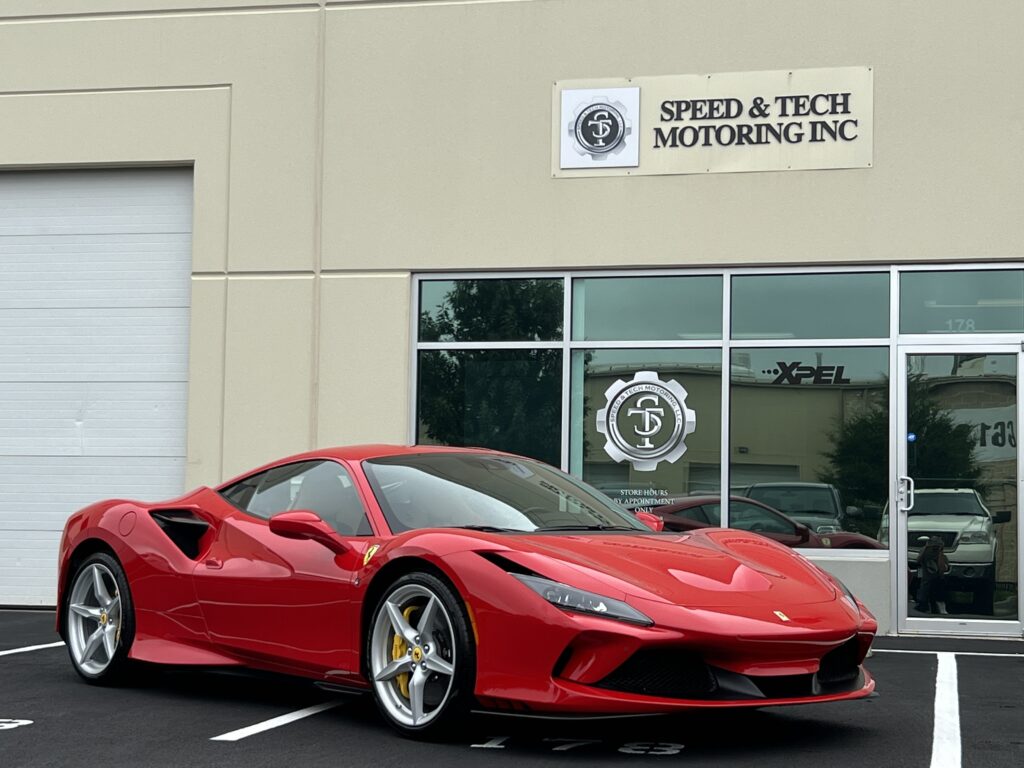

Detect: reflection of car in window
[877, 488, 1011, 615]
[743, 482, 862, 534]
[640, 495, 884, 550]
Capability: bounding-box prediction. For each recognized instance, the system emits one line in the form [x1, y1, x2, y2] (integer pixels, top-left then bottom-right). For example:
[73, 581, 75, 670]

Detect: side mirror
[635, 511, 665, 532]
[796, 523, 811, 544]
[992, 511, 1012, 524]
[269, 510, 349, 554]
[845, 505, 863, 519]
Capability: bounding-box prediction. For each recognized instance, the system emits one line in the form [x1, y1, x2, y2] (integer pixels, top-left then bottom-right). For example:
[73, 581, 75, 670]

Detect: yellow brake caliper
[391, 606, 418, 699]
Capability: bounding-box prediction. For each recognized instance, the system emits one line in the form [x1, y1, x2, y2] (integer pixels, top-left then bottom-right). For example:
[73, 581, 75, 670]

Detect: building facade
[1, 0, 1022, 640]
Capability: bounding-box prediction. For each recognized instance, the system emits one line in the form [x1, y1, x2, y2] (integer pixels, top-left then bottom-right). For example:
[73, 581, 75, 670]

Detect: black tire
[366, 572, 475, 740]
[65, 552, 136, 685]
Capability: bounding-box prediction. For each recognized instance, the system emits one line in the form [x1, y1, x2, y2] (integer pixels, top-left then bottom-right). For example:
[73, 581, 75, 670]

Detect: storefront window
[900, 269, 1024, 334]
[417, 349, 562, 467]
[730, 347, 889, 549]
[732, 272, 889, 339]
[419, 278, 563, 342]
[572, 276, 722, 341]
[570, 349, 721, 510]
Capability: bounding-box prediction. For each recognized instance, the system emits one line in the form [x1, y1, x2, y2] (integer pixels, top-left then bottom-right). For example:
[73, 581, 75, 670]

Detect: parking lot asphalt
[1, 610, 1022, 768]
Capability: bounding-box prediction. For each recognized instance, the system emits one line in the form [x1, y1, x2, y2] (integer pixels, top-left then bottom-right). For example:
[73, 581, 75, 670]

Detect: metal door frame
[894, 343, 1024, 636]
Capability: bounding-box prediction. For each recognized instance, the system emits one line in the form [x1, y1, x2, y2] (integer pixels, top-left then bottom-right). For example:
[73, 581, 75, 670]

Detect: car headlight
[512, 574, 654, 626]
[959, 530, 991, 545]
[832, 577, 861, 617]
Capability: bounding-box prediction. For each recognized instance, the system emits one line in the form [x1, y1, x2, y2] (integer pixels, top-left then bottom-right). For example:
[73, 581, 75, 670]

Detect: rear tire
[65, 552, 136, 684]
[366, 572, 475, 739]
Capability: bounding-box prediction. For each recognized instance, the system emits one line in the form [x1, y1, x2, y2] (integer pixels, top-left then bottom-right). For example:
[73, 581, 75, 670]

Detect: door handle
[203, 558, 223, 570]
[897, 475, 915, 512]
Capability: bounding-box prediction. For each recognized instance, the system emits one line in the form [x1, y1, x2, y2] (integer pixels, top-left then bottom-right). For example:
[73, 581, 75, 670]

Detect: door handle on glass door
[898, 475, 915, 512]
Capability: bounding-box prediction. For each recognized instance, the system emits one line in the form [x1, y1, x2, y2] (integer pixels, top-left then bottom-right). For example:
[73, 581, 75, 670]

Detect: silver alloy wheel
[67, 563, 122, 676]
[370, 583, 457, 728]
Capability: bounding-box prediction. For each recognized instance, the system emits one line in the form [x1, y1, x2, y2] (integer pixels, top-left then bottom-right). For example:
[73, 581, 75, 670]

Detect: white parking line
[930, 653, 961, 768]
[210, 702, 342, 742]
[0, 642, 64, 657]
[873, 649, 1024, 659]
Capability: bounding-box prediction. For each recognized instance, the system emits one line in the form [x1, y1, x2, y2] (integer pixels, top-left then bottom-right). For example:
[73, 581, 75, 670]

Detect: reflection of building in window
[730, 347, 889, 539]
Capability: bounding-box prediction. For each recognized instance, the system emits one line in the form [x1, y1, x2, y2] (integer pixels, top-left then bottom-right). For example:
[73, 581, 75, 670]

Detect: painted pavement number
[472, 736, 684, 755]
[0, 719, 33, 730]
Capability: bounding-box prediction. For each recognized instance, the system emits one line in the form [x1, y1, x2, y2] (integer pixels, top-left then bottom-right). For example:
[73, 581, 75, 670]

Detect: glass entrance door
[895, 346, 1022, 635]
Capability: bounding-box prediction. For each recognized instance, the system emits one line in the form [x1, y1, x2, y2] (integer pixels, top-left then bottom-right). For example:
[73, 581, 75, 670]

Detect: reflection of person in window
[915, 537, 950, 615]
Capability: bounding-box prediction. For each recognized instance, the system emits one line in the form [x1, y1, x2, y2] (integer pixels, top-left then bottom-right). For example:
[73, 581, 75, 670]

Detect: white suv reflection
[878, 488, 1011, 615]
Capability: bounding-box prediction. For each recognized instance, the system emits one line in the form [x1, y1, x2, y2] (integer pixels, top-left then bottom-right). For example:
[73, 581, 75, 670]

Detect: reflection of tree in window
[821, 374, 979, 510]
[418, 280, 563, 467]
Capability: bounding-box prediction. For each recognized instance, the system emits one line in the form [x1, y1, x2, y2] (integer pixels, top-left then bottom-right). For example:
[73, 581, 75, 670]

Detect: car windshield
[746, 486, 837, 516]
[909, 492, 987, 517]
[363, 453, 648, 534]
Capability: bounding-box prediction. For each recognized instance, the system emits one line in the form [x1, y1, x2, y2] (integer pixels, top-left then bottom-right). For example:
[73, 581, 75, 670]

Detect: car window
[363, 453, 647, 534]
[669, 505, 709, 524]
[730, 501, 796, 534]
[221, 460, 373, 536]
[699, 504, 723, 525]
[909, 492, 987, 516]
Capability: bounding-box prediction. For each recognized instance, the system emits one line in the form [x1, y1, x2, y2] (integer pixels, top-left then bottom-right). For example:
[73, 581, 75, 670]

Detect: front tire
[65, 552, 135, 684]
[367, 572, 475, 739]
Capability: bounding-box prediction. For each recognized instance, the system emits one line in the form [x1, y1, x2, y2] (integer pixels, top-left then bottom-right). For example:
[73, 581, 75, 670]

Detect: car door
[192, 459, 378, 677]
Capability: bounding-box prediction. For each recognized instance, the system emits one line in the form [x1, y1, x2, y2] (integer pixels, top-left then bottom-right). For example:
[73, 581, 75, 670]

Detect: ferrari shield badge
[363, 544, 380, 566]
[596, 371, 696, 472]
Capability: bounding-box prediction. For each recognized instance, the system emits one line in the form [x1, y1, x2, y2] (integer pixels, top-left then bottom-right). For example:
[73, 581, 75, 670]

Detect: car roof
[296, 444, 505, 462]
[216, 444, 508, 489]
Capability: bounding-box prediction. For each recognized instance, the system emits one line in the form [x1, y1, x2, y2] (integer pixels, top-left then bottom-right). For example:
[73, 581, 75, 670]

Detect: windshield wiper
[446, 524, 523, 533]
[535, 524, 639, 532]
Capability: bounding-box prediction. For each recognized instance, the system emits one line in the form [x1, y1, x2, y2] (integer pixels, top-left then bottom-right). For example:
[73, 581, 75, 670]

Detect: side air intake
[150, 509, 211, 559]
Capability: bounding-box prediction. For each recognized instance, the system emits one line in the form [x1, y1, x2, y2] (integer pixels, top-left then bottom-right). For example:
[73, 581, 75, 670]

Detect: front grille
[818, 638, 861, 686]
[909, 530, 957, 550]
[595, 650, 717, 699]
[592, 645, 863, 702]
[754, 673, 815, 699]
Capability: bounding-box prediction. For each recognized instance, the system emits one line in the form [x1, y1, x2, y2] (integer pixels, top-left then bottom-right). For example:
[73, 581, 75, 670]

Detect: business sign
[554, 66, 872, 177]
[596, 370, 697, 472]
[763, 361, 852, 385]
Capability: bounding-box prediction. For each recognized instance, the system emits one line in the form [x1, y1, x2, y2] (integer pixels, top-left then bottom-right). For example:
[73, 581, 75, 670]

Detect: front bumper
[909, 561, 995, 585]
[459, 554, 877, 715]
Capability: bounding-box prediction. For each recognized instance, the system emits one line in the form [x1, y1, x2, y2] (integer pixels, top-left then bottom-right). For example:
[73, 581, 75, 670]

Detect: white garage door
[0, 168, 192, 606]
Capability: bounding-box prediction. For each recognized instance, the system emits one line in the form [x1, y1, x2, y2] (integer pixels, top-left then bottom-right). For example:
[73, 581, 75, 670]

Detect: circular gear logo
[596, 371, 696, 472]
[568, 97, 632, 160]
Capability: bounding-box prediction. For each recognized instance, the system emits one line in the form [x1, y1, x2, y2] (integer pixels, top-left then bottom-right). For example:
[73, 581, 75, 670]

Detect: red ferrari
[57, 445, 876, 738]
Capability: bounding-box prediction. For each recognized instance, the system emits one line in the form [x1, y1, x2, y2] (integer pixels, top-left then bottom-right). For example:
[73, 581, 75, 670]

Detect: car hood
[495, 529, 839, 608]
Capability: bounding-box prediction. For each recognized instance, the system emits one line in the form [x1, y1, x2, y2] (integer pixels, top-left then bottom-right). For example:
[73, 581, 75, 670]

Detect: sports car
[57, 445, 876, 738]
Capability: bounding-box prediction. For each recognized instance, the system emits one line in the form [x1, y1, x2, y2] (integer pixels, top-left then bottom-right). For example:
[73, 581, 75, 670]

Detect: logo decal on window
[596, 371, 696, 472]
